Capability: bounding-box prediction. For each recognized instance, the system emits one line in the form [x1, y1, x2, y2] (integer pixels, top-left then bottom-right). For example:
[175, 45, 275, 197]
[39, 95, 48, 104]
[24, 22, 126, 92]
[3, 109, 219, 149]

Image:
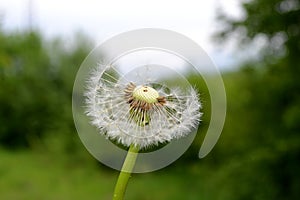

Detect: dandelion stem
[113, 144, 139, 200]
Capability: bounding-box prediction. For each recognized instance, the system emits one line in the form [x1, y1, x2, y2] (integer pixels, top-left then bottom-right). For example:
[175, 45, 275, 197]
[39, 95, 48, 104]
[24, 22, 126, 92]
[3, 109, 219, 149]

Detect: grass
[0, 145, 276, 200]
[0, 148, 216, 200]
[0, 149, 114, 200]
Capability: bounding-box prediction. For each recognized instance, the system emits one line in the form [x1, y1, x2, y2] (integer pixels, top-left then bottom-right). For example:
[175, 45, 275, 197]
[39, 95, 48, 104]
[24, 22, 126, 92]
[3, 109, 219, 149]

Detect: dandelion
[85, 65, 201, 149]
[85, 64, 201, 200]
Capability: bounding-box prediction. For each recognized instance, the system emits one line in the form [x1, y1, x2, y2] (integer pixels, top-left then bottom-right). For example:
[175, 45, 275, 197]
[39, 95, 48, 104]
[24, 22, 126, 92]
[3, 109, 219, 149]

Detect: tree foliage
[0, 29, 91, 152]
[215, 0, 300, 199]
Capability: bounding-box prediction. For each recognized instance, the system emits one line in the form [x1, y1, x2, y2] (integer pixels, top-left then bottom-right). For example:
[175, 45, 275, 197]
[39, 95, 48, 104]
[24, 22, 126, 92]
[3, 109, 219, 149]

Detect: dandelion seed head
[85, 64, 202, 149]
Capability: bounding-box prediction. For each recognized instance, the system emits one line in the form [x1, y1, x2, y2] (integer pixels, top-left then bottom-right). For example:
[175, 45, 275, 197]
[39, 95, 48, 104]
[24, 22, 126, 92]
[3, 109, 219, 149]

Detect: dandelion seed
[85, 64, 201, 149]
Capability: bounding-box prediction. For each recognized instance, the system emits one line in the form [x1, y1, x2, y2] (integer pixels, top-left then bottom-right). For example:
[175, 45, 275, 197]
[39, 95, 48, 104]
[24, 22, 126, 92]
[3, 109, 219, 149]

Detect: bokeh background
[0, 0, 300, 199]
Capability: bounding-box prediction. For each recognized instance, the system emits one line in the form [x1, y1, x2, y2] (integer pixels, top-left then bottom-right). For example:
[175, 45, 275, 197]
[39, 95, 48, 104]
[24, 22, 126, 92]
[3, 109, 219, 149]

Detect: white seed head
[85, 65, 202, 149]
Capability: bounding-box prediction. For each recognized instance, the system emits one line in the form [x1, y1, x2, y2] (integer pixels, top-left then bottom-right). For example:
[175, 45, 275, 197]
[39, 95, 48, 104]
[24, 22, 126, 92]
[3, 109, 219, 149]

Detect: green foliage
[0, 29, 91, 153]
[213, 0, 300, 199]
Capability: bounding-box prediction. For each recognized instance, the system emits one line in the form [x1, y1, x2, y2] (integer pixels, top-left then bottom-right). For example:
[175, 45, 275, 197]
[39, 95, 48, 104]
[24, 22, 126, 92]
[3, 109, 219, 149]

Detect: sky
[0, 0, 244, 70]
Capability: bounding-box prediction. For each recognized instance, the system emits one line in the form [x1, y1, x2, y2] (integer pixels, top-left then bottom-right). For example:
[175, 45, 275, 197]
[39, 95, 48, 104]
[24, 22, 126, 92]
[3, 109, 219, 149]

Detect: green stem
[112, 144, 139, 200]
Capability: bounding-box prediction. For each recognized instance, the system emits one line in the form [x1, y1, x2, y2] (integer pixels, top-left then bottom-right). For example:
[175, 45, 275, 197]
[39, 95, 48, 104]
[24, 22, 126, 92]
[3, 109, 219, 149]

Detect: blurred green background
[1, 0, 300, 199]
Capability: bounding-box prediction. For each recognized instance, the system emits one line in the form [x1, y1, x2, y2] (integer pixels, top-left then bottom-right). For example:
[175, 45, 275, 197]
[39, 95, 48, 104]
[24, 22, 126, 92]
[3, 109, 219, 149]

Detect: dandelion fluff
[85, 64, 201, 149]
